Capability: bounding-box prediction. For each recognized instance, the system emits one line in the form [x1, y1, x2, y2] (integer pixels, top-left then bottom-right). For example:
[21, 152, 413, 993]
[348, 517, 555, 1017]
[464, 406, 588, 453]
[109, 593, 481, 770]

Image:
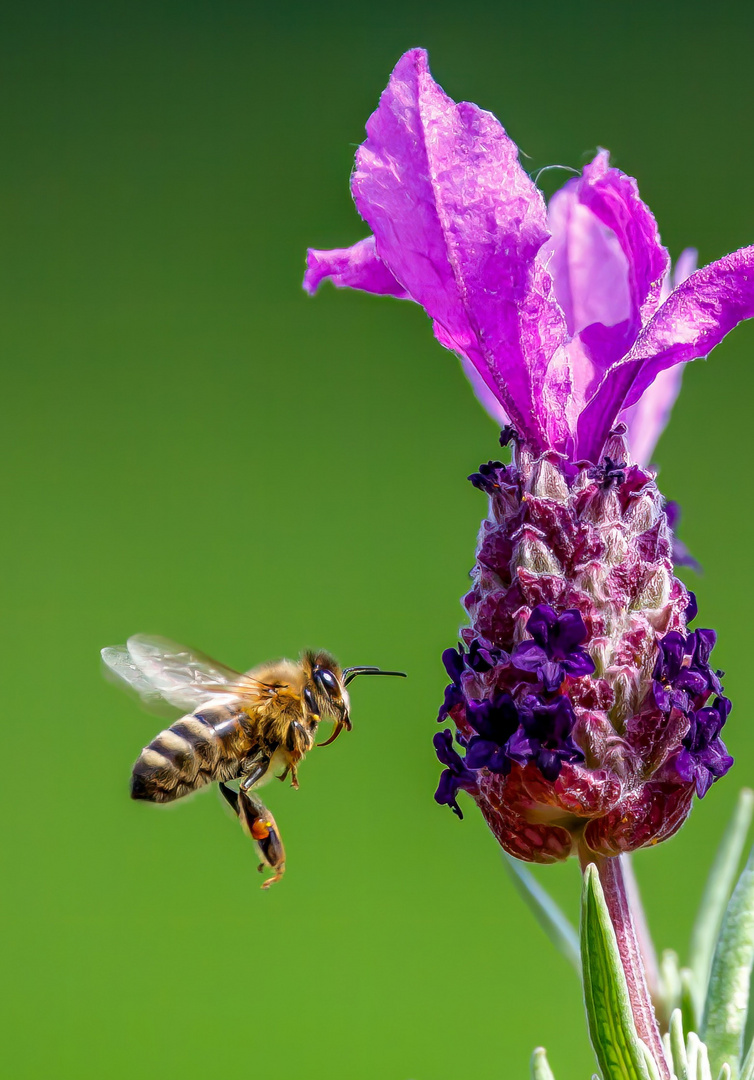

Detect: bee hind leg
[239, 789, 286, 889]
[218, 781, 239, 814]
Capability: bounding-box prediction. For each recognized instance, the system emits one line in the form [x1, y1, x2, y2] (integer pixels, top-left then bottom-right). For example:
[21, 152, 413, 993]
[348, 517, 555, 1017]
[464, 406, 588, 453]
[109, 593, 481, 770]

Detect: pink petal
[620, 365, 684, 467]
[547, 157, 634, 338]
[620, 249, 697, 466]
[543, 153, 670, 437]
[303, 236, 408, 298]
[574, 152, 669, 335]
[578, 245, 754, 461]
[351, 48, 568, 451]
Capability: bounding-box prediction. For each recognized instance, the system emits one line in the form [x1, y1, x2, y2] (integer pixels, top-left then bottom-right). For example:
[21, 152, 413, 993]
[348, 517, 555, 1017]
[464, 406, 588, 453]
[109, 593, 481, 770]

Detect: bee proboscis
[102, 634, 406, 887]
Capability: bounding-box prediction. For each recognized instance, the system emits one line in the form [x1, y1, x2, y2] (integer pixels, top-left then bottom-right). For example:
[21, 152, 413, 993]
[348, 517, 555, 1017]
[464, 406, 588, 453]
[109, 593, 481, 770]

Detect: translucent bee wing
[102, 634, 253, 715]
[101, 644, 181, 720]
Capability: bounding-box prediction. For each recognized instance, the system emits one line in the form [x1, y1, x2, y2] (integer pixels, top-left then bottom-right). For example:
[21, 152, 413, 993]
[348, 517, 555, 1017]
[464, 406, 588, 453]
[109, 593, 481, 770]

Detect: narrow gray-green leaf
[661, 949, 683, 1019]
[698, 1040, 713, 1080]
[688, 1032, 701, 1080]
[668, 1009, 689, 1080]
[581, 864, 653, 1080]
[742, 966, 754, 1076]
[691, 790, 754, 1015]
[681, 968, 700, 1040]
[504, 854, 580, 972]
[702, 845, 754, 1079]
[530, 1047, 555, 1080]
[739, 1031, 754, 1080]
[642, 1041, 664, 1080]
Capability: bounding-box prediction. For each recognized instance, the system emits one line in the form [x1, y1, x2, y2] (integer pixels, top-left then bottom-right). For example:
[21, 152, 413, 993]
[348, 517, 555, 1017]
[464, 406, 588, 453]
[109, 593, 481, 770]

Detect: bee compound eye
[315, 669, 339, 696]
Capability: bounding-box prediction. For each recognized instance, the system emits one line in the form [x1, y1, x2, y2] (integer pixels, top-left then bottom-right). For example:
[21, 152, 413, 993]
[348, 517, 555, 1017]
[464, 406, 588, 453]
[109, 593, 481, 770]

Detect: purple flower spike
[433, 428, 732, 860]
[306, 49, 754, 464]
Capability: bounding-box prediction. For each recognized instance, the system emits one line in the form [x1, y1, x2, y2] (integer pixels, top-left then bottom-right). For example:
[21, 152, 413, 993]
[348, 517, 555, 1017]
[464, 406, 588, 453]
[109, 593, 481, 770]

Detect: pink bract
[305, 48, 754, 466]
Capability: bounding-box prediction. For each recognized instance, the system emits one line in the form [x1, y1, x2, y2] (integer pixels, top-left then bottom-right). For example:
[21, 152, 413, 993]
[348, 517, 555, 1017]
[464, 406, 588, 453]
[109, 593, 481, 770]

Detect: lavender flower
[305, 48, 746, 865]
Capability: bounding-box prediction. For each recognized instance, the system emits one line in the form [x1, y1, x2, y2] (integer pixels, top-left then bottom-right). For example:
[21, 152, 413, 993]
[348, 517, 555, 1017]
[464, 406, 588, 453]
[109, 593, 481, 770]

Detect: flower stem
[582, 851, 671, 1079]
[621, 852, 668, 1031]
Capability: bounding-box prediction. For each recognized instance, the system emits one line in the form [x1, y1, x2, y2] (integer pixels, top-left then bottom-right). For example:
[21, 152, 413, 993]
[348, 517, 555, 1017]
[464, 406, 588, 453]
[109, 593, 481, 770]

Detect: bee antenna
[342, 667, 407, 686]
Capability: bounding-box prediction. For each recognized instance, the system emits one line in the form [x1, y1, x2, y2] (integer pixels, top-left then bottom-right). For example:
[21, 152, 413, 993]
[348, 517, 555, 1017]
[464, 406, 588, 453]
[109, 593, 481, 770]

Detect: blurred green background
[3, 1, 754, 1077]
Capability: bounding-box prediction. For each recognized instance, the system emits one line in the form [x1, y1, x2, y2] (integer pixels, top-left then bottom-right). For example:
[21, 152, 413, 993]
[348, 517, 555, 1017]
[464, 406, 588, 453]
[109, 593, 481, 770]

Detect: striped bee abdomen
[130, 703, 249, 803]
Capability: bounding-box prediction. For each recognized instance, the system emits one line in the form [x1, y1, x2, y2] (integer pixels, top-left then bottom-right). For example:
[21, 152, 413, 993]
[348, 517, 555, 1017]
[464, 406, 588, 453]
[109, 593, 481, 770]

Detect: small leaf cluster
[509, 790, 754, 1080]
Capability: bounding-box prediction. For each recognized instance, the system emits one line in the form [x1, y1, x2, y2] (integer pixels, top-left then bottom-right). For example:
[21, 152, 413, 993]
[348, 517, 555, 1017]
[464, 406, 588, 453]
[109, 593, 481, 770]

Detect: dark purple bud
[526, 604, 559, 648]
[466, 638, 502, 673]
[511, 605, 594, 689]
[540, 661, 567, 694]
[511, 639, 550, 675]
[687, 628, 717, 669]
[507, 695, 584, 781]
[673, 696, 734, 797]
[686, 591, 698, 624]
[587, 456, 627, 490]
[665, 501, 702, 572]
[549, 610, 590, 658]
[468, 460, 507, 494]
[437, 681, 465, 723]
[442, 646, 465, 683]
[466, 693, 519, 744]
[433, 729, 479, 818]
[653, 631, 686, 686]
[465, 737, 512, 774]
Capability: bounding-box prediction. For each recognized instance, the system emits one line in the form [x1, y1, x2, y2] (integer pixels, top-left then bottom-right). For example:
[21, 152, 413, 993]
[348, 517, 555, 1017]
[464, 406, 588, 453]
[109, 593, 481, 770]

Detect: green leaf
[580, 864, 654, 1080]
[701, 844, 754, 1079]
[642, 1041, 665, 1080]
[503, 854, 580, 973]
[740, 1034, 754, 1080]
[691, 790, 754, 1016]
[686, 1032, 713, 1080]
[680, 968, 700, 1039]
[742, 966, 754, 1075]
[668, 1009, 689, 1080]
[661, 949, 683, 1019]
[530, 1047, 555, 1080]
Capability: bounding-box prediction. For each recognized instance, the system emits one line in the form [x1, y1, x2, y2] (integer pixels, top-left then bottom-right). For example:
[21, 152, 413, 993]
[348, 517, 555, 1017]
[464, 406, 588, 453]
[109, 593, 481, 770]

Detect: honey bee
[102, 635, 405, 887]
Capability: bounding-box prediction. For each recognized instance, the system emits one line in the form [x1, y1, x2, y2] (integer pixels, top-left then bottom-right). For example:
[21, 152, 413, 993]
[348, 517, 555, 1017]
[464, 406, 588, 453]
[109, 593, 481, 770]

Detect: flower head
[305, 49, 740, 862]
[305, 48, 754, 468]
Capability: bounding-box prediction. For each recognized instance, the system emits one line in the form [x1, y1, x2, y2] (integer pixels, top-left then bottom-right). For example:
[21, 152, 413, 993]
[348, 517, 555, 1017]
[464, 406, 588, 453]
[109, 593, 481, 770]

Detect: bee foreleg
[281, 720, 311, 790]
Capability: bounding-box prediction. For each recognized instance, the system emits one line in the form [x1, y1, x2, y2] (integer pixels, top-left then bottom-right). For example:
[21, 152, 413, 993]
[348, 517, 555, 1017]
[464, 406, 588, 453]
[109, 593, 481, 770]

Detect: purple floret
[511, 605, 595, 691]
[433, 729, 479, 818]
[508, 696, 585, 782]
[464, 694, 520, 775]
[674, 697, 734, 797]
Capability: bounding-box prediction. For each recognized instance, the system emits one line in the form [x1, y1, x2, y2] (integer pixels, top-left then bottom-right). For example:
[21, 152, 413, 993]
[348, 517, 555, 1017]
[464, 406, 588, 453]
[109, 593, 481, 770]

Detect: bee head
[303, 650, 407, 748]
[304, 651, 352, 741]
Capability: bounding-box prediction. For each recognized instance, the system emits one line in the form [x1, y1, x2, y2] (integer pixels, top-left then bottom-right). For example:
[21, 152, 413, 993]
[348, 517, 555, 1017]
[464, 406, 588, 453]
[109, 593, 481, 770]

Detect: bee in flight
[101, 635, 406, 887]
